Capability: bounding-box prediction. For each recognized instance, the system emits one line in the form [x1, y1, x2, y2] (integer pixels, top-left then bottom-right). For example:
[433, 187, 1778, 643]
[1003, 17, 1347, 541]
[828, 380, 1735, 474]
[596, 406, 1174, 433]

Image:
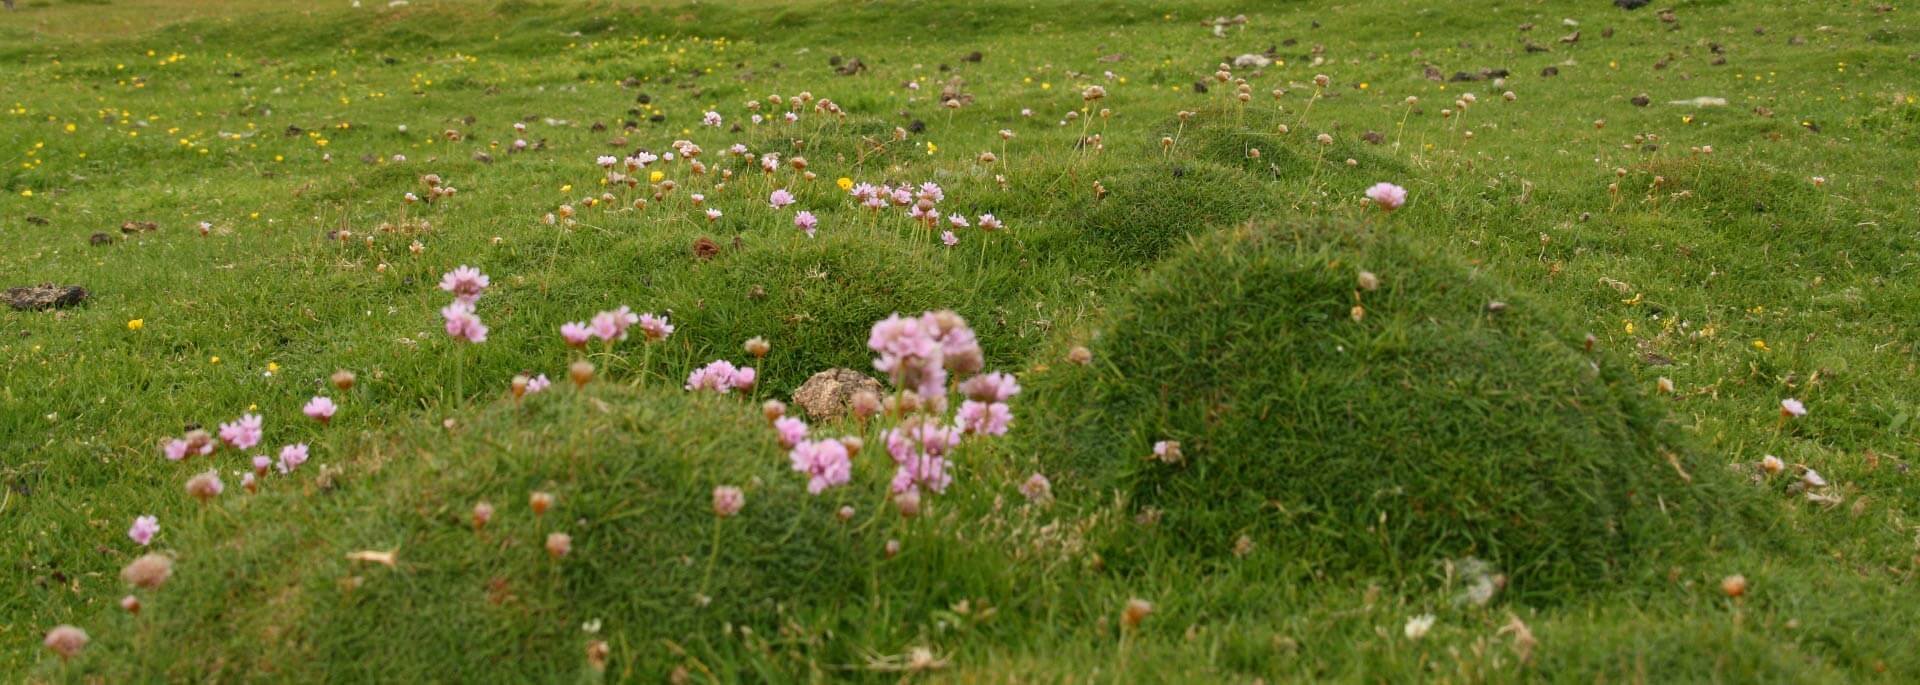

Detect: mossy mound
[82, 386, 1024, 681]
[1022, 221, 1740, 595]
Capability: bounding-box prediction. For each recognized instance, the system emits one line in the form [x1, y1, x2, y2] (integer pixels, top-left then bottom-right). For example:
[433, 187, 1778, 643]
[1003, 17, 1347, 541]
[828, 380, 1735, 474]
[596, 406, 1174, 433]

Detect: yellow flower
[836, 177, 853, 191]
[267, 361, 281, 373]
[127, 319, 144, 331]
[64, 123, 76, 133]
[926, 142, 938, 155]
[649, 171, 664, 183]
[1751, 340, 1770, 352]
[210, 356, 222, 364]
[560, 184, 573, 193]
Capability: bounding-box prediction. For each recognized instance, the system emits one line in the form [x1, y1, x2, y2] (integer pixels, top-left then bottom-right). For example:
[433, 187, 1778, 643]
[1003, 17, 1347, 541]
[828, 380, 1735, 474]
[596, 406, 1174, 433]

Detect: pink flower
[917, 181, 945, 203]
[946, 213, 970, 229]
[769, 188, 796, 209]
[789, 439, 853, 494]
[442, 301, 489, 343]
[774, 416, 808, 448]
[701, 111, 723, 127]
[128, 515, 159, 546]
[589, 306, 640, 342]
[1020, 473, 1052, 503]
[977, 214, 1003, 231]
[794, 211, 818, 238]
[561, 322, 592, 347]
[1780, 398, 1807, 418]
[957, 400, 1014, 436]
[1365, 182, 1408, 211]
[636, 313, 674, 342]
[163, 439, 191, 461]
[711, 486, 745, 517]
[277, 443, 310, 473]
[941, 231, 959, 247]
[1152, 440, 1183, 464]
[526, 374, 552, 394]
[959, 371, 1021, 402]
[186, 469, 224, 501]
[868, 313, 944, 395]
[705, 208, 723, 221]
[218, 413, 264, 450]
[304, 396, 337, 423]
[439, 265, 490, 304]
[686, 359, 753, 394]
[884, 419, 960, 494]
[252, 455, 272, 475]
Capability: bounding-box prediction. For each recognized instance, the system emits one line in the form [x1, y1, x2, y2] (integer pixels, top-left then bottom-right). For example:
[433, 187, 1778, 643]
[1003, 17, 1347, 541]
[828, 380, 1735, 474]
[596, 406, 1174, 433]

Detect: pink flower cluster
[789, 439, 852, 494]
[686, 359, 757, 394]
[439, 265, 490, 304]
[218, 413, 264, 450]
[436, 266, 492, 344]
[956, 371, 1020, 435]
[868, 310, 984, 403]
[564, 307, 671, 347]
[885, 418, 960, 494]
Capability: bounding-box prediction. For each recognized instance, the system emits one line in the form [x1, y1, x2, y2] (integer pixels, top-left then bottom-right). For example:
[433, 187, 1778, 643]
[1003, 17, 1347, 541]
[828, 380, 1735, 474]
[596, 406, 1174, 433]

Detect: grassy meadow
[3, 0, 1919, 681]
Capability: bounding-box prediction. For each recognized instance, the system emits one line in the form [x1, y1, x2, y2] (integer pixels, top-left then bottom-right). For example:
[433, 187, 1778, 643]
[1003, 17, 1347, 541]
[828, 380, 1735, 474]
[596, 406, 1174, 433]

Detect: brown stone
[792, 368, 884, 420]
[6, 283, 89, 311]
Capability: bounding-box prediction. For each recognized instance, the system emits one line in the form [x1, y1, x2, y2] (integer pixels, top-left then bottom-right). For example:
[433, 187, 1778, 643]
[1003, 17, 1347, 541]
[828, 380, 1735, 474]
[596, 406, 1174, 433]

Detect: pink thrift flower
[794, 210, 818, 238]
[163, 439, 191, 461]
[730, 366, 757, 391]
[303, 396, 337, 423]
[526, 374, 552, 394]
[705, 208, 723, 221]
[1364, 182, 1408, 211]
[702, 111, 723, 127]
[774, 416, 808, 448]
[1781, 398, 1807, 418]
[686, 359, 749, 393]
[946, 213, 970, 229]
[128, 515, 159, 546]
[789, 439, 853, 494]
[769, 188, 796, 209]
[218, 413, 264, 450]
[561, 322, 592, 347]
[711, 486, 744, 517]
[1020, 473, 1052, 503]
[941, 231, 959, 247]
[439, 265, 490, 304]
[977, 214, 1004, 231]
[441, 302, 489, 343]
[277, 443, 310, 473]
[252, 455, 272, 475]
[959, 371, 1021, 402]
[957, 400, 1014, 436]
[636, 313, 674, 342]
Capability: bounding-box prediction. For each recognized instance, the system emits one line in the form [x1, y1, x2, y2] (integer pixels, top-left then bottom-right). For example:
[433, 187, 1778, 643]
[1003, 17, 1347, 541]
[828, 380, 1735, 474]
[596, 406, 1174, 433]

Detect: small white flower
[1404, 614, 1436, 640]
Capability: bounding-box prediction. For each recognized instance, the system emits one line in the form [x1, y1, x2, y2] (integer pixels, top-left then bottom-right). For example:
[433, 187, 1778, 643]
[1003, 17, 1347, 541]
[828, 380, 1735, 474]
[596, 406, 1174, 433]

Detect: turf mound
[75, 386, 1028, 681]
[1022, 221, 1737, 596]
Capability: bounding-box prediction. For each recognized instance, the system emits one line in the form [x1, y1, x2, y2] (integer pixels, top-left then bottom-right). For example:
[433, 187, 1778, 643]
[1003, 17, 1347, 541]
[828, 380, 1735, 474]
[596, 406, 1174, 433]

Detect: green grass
[2, 0, 1918, 681]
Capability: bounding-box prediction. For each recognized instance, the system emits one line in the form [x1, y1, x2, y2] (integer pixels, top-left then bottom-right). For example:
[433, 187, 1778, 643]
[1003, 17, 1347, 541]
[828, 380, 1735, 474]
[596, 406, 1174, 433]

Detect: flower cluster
[685, 359, 757, 393]
[437, 266, 492, 344]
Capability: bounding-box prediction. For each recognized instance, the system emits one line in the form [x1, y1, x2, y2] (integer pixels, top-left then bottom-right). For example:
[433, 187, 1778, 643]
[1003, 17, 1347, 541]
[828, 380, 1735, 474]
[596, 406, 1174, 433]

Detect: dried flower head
[122, 553, 174, 589]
